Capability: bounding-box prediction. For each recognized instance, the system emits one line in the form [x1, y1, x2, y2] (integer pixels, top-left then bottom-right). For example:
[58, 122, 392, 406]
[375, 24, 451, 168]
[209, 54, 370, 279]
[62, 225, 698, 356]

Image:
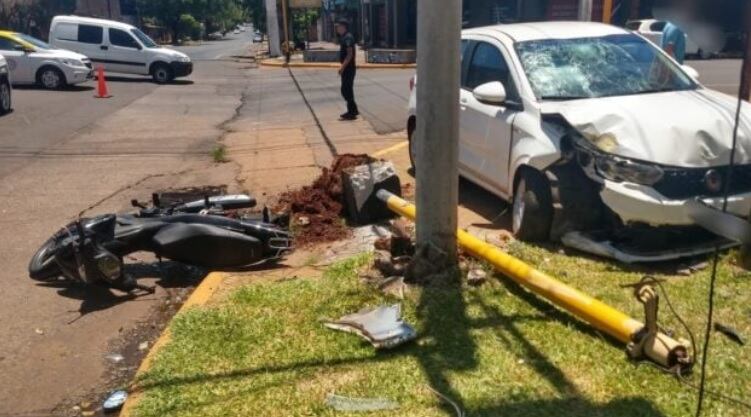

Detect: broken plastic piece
[102, 390, 128, 413]
[325, 393, 399, 411]
[323, 304, 416, 349]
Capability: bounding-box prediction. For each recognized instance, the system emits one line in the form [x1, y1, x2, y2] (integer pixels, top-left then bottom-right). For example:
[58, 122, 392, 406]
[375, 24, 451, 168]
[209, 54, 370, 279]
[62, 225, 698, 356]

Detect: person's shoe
[340, 113, 357, 121]
[340, 112, 350, 118]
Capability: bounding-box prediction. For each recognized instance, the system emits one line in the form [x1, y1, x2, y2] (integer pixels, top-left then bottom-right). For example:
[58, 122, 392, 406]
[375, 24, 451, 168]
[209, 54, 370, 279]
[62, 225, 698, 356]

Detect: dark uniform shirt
[339, 32, 356, 70]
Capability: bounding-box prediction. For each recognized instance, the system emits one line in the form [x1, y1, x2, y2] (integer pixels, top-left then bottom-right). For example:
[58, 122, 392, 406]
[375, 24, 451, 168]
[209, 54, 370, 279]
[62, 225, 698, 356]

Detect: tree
[137, 0, 247, 42]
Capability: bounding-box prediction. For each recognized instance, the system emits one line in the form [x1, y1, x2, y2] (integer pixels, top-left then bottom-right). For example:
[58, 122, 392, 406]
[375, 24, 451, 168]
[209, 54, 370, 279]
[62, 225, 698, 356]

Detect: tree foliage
[137, 0, 249, 42]
[0, 0, 76, 37]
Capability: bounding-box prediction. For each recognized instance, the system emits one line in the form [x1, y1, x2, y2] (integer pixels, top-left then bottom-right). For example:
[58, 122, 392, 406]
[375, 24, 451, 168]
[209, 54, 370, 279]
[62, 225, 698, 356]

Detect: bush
[178, 14, 203, 41]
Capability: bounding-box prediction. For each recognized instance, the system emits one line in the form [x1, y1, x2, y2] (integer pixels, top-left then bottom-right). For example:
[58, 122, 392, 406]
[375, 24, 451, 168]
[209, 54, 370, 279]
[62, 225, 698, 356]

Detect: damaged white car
[407, 21, 751, 262]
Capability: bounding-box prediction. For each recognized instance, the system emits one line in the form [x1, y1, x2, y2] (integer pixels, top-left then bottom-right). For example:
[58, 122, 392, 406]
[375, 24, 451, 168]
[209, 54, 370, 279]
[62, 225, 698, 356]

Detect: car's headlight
[60, 58, 84, 67]
[574, 135, 664, 186]
[594, 154, 664, 185]
[178, 56, 191, 63]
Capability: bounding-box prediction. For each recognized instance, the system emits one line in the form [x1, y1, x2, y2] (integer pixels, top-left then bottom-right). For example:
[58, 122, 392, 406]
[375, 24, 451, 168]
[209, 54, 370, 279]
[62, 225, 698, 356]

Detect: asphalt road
[0, 34, 253, 416]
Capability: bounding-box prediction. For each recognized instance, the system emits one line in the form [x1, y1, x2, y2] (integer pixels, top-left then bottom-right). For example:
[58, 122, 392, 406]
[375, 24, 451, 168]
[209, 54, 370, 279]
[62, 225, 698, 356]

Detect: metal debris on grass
[325, 393, 399, 412]
[323, 304, 416, 349]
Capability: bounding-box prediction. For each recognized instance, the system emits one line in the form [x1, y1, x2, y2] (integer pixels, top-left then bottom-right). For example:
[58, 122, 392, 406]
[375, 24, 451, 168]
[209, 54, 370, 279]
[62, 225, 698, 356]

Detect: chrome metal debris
[323, 304, 416, 349]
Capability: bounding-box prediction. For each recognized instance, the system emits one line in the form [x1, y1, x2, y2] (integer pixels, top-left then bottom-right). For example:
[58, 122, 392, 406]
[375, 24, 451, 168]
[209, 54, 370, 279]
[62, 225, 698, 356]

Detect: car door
[0, 36, 33, 83]
[75, 24, 108, 70]
[460, 39, 521, 196]
[106, 28, 147, 75]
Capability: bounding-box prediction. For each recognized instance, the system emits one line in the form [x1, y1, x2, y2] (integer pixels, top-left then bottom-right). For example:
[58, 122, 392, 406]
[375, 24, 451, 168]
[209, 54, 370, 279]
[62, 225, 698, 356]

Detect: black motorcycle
[29, 194, 292, 292]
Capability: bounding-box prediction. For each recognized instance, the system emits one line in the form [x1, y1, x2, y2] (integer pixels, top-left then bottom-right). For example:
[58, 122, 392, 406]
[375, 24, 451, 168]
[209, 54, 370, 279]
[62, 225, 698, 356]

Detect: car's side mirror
[682, 65, 699, 80]
[473, 81, 507, 105]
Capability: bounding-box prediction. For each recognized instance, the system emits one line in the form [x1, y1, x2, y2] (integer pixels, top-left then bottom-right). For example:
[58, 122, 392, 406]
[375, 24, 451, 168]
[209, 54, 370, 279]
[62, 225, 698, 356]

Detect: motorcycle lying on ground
[29, 194, 292, 293]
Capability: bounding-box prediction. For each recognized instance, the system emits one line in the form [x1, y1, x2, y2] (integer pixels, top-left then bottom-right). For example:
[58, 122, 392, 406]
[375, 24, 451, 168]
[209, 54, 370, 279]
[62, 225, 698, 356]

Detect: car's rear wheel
[0, 80, 11, 115]
[512, 169, 553, 242]
[152, 63, 173, 84]
[37, 67, 66, 90]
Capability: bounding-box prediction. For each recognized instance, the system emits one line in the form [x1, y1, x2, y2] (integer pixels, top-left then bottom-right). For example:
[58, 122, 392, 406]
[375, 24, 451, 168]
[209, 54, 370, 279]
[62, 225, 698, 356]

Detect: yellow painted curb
[118, 272, 227, 417]
[259, 58, 416, 69]
[372, 141, 408, 157]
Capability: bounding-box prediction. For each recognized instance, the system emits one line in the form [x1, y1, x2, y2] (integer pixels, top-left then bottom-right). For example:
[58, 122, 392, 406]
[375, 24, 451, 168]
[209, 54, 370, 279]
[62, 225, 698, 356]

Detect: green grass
[134, 248, 751, 417]
[211, 145, 228, 163]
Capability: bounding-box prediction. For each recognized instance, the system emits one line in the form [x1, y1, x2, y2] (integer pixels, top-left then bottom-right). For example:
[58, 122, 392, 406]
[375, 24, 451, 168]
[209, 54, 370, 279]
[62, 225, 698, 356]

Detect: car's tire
[151, 63, 174, 84]
[407, 117, 416, 170]
[512, 169, 553, 242]
[0, 79, 11, 115]
[37, 66, 66, 90]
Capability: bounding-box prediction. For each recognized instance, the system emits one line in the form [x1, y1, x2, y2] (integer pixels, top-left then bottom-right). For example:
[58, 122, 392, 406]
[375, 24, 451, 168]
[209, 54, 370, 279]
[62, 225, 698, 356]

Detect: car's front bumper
[169, 61, 193, 77]
[63, 67, 95, 84]
[600, 180, 751, 226]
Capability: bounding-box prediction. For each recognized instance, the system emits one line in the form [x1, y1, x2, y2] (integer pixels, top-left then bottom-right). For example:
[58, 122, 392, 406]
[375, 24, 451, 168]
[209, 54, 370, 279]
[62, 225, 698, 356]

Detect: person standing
[336, 20, 359, 120]
[661, 21, 687, 64]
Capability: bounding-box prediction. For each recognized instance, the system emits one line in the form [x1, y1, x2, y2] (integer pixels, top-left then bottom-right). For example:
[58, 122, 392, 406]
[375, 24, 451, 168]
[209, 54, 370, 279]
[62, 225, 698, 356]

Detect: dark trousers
[340, 68, 358, 115]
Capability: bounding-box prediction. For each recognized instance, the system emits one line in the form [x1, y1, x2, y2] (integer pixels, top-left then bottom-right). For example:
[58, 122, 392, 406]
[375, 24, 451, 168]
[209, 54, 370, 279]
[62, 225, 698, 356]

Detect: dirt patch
[276, 154, 374, 246]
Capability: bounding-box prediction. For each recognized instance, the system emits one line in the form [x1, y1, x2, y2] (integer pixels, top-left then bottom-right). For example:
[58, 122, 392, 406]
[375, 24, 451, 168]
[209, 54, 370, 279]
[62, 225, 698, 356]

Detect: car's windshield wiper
[540, 95, 590, 101]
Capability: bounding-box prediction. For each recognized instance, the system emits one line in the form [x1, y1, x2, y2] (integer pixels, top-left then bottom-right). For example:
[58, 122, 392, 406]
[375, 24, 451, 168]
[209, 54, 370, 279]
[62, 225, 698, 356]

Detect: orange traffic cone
[94, 66, 111, 98]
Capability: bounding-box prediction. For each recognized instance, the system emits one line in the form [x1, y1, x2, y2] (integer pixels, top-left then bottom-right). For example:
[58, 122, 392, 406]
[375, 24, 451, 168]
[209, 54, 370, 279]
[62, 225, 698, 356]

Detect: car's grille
[653, 164, 751, 199]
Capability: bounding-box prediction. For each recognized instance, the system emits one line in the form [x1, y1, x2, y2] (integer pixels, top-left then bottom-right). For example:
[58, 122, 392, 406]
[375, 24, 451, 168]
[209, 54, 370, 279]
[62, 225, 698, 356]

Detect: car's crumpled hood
[541, 89, 751, 167]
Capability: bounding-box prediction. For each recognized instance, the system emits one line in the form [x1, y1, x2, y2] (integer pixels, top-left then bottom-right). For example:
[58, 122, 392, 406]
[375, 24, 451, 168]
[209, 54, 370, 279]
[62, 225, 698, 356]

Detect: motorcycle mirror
[131, 199, 146, 209]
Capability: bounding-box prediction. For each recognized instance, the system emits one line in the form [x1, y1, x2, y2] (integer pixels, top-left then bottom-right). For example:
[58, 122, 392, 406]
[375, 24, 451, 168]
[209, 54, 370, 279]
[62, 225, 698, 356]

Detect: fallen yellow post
[377, 190, 692, 371]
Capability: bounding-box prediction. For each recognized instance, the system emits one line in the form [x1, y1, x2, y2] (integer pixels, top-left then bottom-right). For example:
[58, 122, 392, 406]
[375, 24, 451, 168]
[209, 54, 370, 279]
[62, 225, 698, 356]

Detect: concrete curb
[118, 272, 227, 417]
[116, 142, 409, 416]
[259, 58, 416, 69]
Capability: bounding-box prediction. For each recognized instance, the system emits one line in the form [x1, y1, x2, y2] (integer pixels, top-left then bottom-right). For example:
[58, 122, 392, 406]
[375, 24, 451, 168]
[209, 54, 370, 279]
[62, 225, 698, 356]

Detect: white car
[0, 54, 12, 114]
[407, 22, 751, 260]
[626, 19, 717, 59]
[49, 16, 192, 84]
[0, 30, 93, 89]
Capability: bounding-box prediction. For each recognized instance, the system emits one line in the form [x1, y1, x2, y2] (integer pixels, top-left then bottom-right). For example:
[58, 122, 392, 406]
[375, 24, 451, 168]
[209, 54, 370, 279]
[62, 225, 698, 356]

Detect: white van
[49, 16, 192, 83]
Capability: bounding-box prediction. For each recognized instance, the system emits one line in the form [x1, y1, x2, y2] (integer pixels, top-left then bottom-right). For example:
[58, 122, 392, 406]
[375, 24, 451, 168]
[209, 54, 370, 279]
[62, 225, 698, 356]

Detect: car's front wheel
[512, 169, 553, 242]
[37, 66, 66, 90]
[151, 63, 174, 84]
[0, 79, 11, 115]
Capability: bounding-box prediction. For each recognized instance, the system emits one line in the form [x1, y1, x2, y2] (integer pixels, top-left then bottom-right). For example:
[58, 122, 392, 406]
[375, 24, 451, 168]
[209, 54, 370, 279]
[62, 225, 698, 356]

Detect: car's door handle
[100, 45, 108, 50]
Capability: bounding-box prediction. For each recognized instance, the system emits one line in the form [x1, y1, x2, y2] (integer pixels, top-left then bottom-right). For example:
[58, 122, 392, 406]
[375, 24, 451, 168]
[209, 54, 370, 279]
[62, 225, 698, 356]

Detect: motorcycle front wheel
[28, 237, 63, 281]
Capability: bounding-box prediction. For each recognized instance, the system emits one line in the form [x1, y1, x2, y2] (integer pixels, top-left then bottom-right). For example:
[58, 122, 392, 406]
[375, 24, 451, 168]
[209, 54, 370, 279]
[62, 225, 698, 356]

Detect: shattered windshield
[515, 34, 696, 100]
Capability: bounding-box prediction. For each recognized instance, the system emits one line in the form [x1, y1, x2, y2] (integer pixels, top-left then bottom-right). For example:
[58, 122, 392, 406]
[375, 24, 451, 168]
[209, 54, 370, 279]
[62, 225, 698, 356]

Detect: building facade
[356, 0, 653, 49]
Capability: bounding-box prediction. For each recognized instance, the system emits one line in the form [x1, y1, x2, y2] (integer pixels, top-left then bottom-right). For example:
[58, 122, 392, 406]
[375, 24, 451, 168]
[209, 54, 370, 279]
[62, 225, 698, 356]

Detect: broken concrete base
[341, 161, 401, 225]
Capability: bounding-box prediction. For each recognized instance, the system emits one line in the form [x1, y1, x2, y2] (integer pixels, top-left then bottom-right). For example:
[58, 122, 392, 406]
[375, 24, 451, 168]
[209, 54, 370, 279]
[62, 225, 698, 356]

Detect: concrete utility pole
[265, 0, 282, 57]
[578, 0, 592, 21]
[415, 0, 461, 267]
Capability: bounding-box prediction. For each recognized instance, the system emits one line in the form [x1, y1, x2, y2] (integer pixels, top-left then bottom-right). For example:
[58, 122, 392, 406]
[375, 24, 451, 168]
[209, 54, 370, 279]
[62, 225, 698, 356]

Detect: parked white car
[0, 30, 92, 89]
[407, 22, 751, 260]
[49, 16, 193, 84]
[0, 53, 12, 114]
[626, 19, 718, 59]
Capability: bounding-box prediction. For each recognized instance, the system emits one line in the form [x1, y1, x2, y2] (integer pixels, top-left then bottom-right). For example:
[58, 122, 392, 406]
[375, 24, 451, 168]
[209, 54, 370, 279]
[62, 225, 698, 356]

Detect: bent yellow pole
[377, 190, 691, 369]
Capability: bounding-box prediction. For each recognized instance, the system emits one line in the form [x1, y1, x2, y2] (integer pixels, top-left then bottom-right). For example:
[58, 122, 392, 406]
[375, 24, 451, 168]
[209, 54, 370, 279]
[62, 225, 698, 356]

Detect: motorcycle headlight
[595, 155, 664, 186]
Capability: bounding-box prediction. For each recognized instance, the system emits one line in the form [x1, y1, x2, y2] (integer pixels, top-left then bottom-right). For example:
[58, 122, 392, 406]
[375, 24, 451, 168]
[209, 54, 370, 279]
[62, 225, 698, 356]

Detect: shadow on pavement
[13, 84, 95, 92]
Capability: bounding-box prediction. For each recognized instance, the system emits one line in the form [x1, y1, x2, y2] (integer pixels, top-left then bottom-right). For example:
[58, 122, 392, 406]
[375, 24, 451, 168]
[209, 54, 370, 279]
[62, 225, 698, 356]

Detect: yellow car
[0, 31, 93, 89]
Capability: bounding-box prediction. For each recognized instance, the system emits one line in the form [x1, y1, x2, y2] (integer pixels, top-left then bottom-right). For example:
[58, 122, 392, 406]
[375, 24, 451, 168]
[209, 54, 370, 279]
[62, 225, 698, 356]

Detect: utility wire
[694, 28, 749, 417]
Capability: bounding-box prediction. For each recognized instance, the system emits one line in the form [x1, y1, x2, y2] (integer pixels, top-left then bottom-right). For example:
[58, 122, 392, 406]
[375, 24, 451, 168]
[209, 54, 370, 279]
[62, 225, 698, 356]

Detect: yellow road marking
[372, 141, 408, 157]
